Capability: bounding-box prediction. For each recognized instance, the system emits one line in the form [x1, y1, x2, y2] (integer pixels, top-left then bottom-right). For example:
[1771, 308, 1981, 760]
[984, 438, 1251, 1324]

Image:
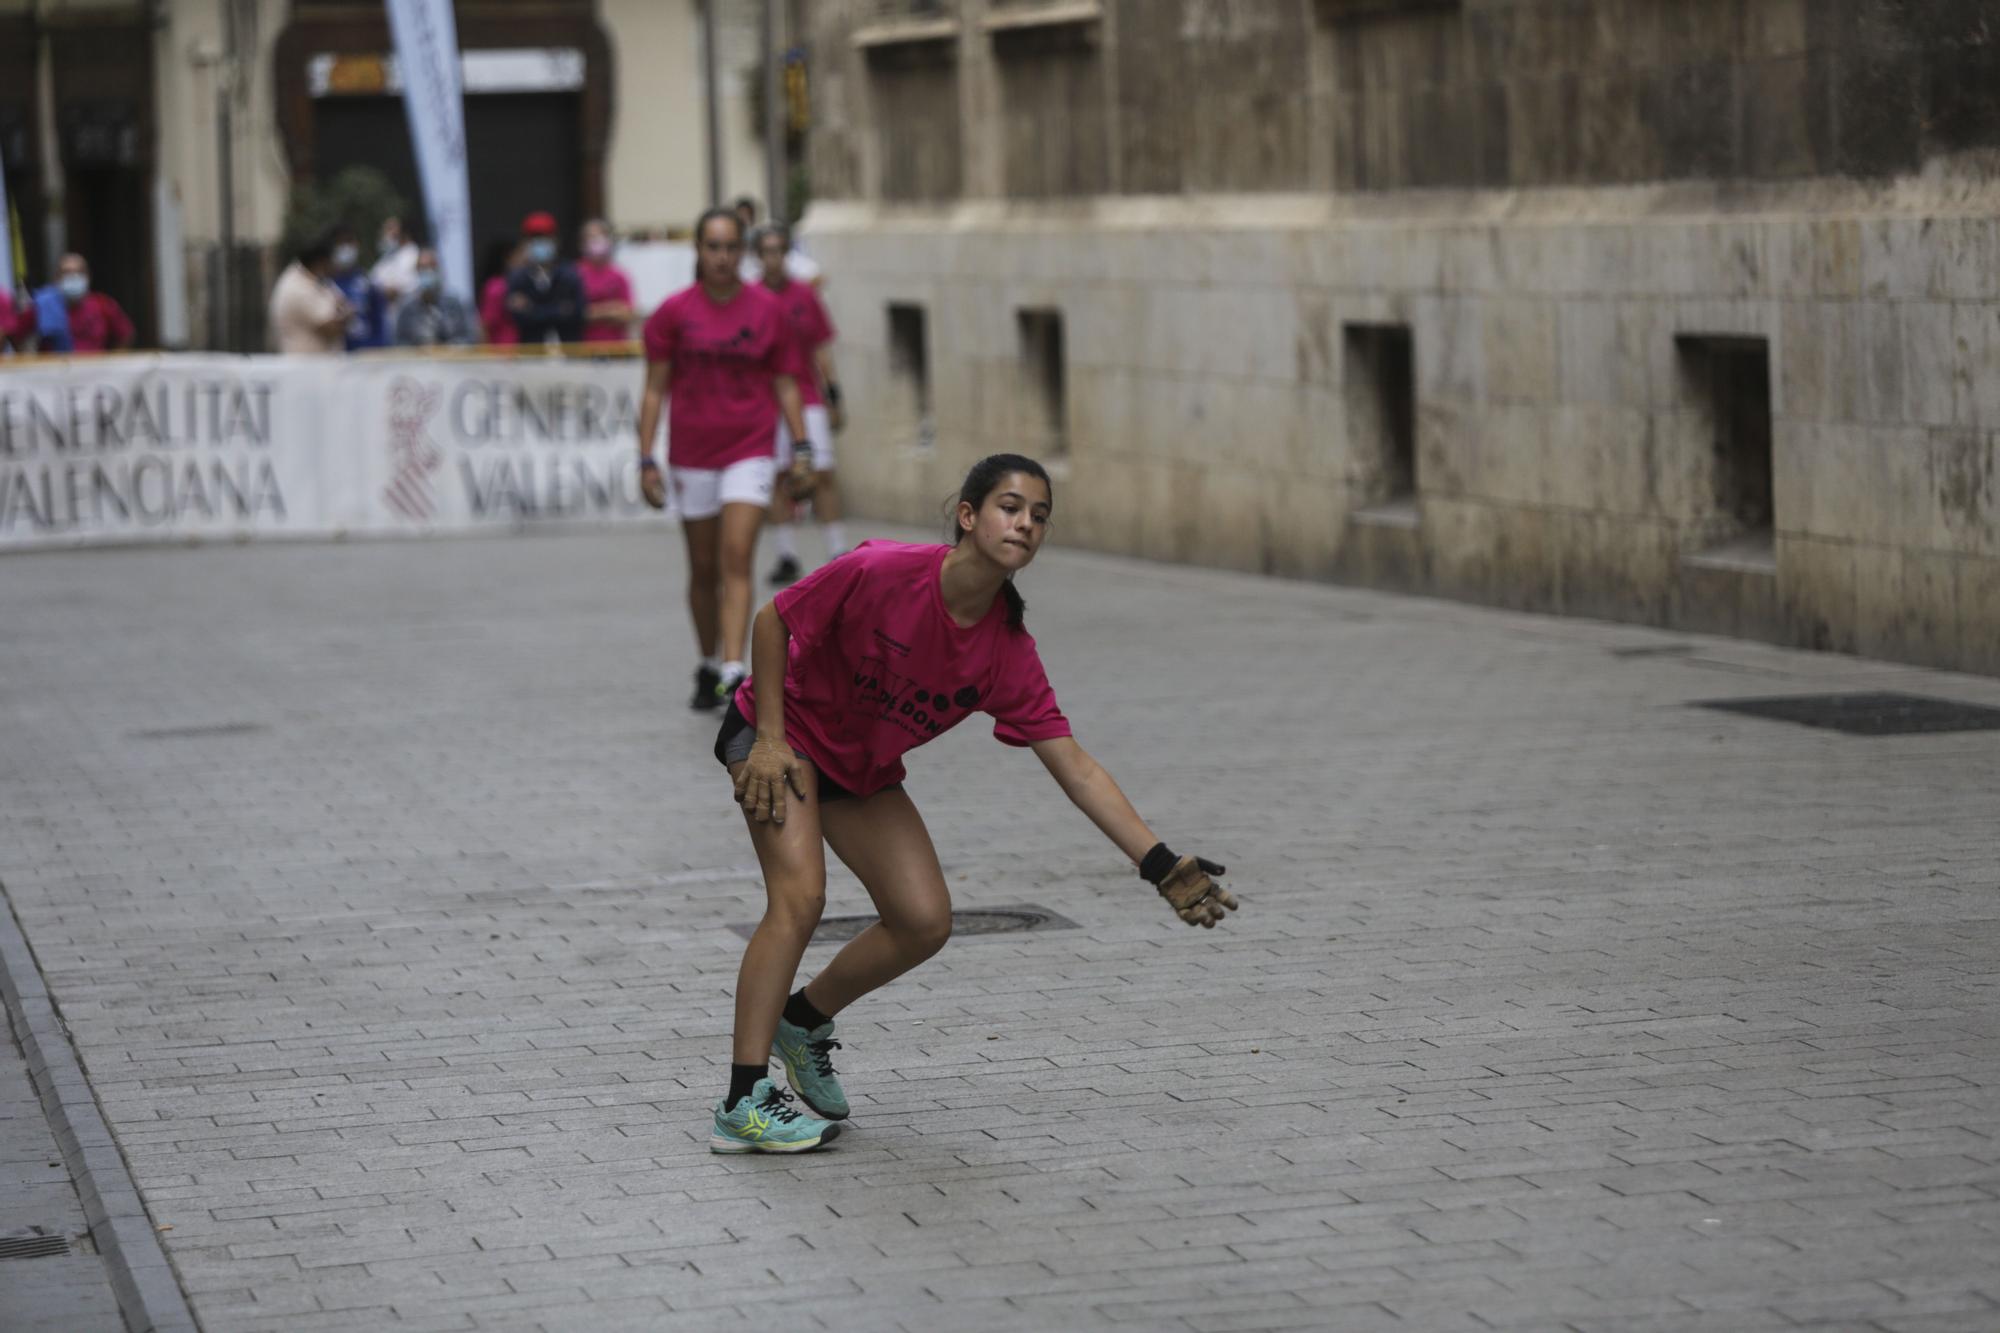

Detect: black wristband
[638, 456, 659, 471]
[826, 383, 843, 407]
[1139, 842, 1179, 886]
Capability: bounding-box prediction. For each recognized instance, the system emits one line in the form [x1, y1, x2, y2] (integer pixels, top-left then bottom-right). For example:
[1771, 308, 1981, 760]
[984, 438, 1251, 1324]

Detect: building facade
[800, 0, 2000, 675]
[2, 0, 779, 350]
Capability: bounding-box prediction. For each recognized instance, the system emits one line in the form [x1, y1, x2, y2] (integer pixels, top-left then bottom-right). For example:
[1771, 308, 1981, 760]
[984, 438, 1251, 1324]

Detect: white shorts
[775, 405, 836, 472]
[672, 456, 774, 521]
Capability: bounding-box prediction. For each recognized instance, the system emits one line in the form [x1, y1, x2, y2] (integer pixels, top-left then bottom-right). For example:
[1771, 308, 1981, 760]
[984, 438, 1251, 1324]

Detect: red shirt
[577, 260, 635, 343]
[736, 541, 1072, 797]
[480, 275, 519, 345]
[769, 279, 835, 407]
[7, 289, 134, 353]
[642, 282, 790, 470]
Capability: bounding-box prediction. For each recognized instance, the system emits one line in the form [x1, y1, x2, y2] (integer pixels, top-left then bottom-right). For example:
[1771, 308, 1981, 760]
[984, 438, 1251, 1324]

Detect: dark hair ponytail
[691, 207, 744, 280]
[947, 453, 1052, 631]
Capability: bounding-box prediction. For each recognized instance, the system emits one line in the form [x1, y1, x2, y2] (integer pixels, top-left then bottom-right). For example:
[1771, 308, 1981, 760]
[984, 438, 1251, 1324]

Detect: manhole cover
[729, 904, 1079, 943]
[1693, 692, 2000, 736]
[128, 722, 268, 741]
[0, 1230, 73, 1261]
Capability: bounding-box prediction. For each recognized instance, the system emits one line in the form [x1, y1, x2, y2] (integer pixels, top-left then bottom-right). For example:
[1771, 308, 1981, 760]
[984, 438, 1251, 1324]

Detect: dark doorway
[313, 92, 582, 271]
[64, 164, 151, 344]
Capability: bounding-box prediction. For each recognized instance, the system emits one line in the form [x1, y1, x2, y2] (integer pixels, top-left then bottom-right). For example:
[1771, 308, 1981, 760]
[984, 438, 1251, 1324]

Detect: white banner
[384, 0, 474, 307]
[0, 355, 659, 549]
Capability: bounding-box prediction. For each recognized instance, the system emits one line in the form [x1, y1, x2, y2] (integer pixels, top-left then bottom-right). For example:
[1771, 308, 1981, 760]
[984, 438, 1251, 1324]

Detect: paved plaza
[1, 524, 1997, 1333]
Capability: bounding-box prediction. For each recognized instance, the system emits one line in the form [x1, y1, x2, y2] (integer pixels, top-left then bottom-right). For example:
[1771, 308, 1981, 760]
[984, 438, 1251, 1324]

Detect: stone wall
[798, 0, 2000, 674]
[807, 185, 2000, 674]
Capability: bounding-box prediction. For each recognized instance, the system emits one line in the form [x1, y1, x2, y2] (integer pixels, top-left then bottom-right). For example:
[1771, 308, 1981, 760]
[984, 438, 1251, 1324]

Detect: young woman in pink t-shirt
[755, 224, 847, 588]
[703, 454, 1239, 1153]
[638, 208, 809, 710]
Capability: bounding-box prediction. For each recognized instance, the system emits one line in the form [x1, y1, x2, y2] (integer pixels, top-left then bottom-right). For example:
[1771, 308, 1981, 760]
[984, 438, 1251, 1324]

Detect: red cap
[521, 211, 559, 237]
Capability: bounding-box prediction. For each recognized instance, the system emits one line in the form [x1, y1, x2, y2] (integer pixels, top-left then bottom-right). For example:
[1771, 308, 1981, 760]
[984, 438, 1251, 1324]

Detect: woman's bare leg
[681, 515, 721, 659]
[803, 787, 951, 1018]
[717, 501, 764, 664]
[729, 760, 827, 1065]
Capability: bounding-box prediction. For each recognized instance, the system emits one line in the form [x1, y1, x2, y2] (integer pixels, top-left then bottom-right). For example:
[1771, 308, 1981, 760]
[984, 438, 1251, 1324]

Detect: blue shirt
[332, 269, 389, 350]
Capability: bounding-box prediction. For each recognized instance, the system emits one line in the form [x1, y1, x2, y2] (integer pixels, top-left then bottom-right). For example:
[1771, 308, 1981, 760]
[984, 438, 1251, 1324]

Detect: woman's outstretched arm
[1031, 736, 1239, 928]
[1029, 735, 1157, 865]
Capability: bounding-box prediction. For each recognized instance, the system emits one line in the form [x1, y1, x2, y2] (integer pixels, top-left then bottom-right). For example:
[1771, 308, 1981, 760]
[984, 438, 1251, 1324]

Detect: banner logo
[383, 377, 444, 520]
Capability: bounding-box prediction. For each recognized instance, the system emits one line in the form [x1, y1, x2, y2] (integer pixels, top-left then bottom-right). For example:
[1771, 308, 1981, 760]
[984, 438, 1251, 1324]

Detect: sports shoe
[714, 665, 747, 708]
[768, 555, 802, 587]
[774, 1016, 849, 1120]
[690, 664, 723, 711]
[709, 1078, 839, 1153]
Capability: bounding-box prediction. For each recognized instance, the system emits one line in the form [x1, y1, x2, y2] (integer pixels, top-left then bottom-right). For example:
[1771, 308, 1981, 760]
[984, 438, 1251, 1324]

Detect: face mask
[333, 244, 359, 269]
[416, 269, 441, 293]
[584, 236, 612, 260]
[527, 239, 557, 265]
[58, 273, 89, 301]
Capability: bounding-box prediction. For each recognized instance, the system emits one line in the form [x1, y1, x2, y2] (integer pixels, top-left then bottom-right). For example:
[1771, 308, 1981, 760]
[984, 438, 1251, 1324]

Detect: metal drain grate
[1694, 691, 2000, 736]
[0, 1230, 73, 1261]
[128, 721, 268, 741]
[730, 904, 1079, 943]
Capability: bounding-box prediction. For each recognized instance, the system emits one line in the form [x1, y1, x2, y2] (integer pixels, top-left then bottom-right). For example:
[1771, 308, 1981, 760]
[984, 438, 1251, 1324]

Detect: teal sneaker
[773, 1016, 850, 1120]
[709, 1078, 839, 1154]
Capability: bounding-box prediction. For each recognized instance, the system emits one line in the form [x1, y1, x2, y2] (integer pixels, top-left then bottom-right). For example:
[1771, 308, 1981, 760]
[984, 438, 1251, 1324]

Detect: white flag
[384, 0, 473, 306]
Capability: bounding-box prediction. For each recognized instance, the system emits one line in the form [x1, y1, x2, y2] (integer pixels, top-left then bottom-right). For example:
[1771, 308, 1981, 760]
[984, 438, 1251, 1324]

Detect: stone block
[1798, 219, 1864, 299]
[1930, 428, 1999, 558]
[1558, 300, 1652, 408]
[1861, 218, 1931, 301]
[1899, 301, 1970, 429]
[1927, 217, 2000, 302]
[1775, 533, 1859, 654]
[1954, 303, 2000, 425]
[1482, 300, 1560, 404]
[1859, 300, 1906, 425]
[1954, 555, 2000, 672]
[1413, 296, 1482, 403]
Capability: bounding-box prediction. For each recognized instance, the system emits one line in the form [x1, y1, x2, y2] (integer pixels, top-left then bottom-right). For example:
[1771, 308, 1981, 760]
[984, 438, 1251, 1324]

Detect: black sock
[725, 1063, 767, 1110]
[783, 988, 833, 1032]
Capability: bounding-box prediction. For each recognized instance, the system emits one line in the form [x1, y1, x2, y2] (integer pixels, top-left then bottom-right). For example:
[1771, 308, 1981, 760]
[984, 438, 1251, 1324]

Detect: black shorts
[713, 703, 897, 804]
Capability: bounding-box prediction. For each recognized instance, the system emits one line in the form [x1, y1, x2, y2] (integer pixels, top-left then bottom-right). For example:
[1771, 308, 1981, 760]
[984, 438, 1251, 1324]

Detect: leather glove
[733, 737, 806, 824]
[1141, 843, 1238, 928]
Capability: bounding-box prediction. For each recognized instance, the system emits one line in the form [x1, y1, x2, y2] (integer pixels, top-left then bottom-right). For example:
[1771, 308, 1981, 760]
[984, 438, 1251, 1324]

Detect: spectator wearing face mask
[370, 215, 422, 305]
[505, 211, 584, 345]
[577, 218, 636, 343]
[392, 248, 477, 348]
[328, 225, 390, 351]
[7, 253, 135, 354]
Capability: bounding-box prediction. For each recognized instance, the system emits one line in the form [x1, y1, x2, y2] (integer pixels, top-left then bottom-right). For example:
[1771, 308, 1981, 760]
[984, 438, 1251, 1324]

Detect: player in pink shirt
[576, 218, 636, 343]
[703, 454, 1240, 1153]
[755, 224, 847, 587]
[638, 208, 810, 710]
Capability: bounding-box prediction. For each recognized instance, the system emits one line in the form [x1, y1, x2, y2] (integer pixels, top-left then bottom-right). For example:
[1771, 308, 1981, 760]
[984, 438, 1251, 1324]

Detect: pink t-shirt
[480, 275, 519, 346]
[735, 541, 1072, 796]
[578, 260, 634, 343]
[642, 282, 789, 470]
[771, 280, 834, 407]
